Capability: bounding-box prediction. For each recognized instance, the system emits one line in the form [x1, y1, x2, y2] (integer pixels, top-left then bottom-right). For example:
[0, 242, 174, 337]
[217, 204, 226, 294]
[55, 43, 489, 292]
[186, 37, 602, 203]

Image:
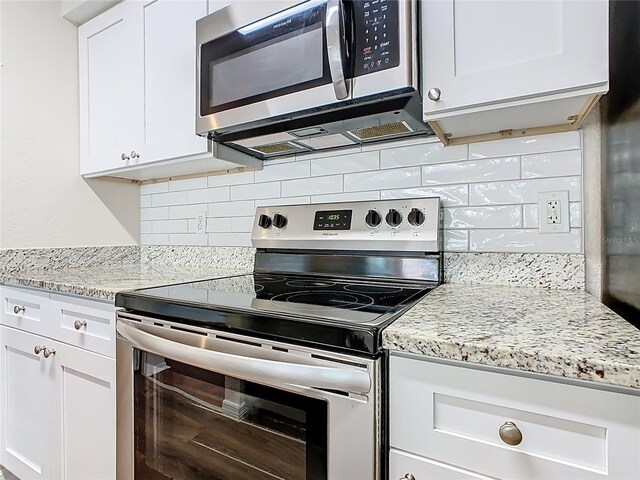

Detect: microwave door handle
[117, 320, 371, 394]
[326, 0, 349, 100]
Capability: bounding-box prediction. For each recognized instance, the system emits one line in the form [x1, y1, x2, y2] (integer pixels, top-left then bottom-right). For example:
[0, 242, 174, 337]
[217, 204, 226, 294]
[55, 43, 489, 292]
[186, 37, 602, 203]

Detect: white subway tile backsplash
[423, 157, 520, 186]
[208, 200, 255, 218]
[469, 131, 581, 158]
[523, 202, 582, 228]
[380, 142, 467, 169]
[186, 186, 229, 204]
[521, 149, 582, 178]
[205, 218, 231, 233]
[231, 216, 255, 232]
[208, 171, 255, 187]
[139, 132, 585, 254]
[380, 185, 469, 206]
[141, 207, 169, 221]
[310, 151, 379, 176]
[469, 176, 581, 205]
[444, 230, 469, 251]
[255, 160, 310, 183]
[207, 232, 252, 247]
[282, 175, 342, 196]
[151, 191, 188, 207]
[344, 167, 420, 192]
[141, 182, 168, 195]
[152, 220, 188, 234]
[169, 177, 208, 191]
[444, 206, 522, 229]
[231, 181, 280, 201]
[311, 191, 380, 203]
[168, 204, 207, 219]
[470, 228, 582, 253]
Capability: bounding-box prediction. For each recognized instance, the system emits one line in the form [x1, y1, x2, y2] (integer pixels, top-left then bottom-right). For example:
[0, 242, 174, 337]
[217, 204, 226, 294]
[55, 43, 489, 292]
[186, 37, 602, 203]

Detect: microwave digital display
[314, 210, 353, 230]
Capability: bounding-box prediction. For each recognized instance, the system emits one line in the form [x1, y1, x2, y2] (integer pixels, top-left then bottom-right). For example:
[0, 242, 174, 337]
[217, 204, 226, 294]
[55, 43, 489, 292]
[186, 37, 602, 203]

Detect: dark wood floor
[135, 370, 306, 480]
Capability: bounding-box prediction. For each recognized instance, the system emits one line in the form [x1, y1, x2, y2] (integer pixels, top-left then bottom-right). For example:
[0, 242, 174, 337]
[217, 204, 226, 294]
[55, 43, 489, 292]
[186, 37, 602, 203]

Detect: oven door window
[200, 0, 333, 116]
[134, 351, 328, 480]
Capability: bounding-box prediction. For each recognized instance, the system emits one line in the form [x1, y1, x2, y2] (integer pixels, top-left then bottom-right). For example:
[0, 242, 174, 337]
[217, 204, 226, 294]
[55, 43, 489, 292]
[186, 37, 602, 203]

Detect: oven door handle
[326, 0, 349, 100]
[117, 320, 371, 394]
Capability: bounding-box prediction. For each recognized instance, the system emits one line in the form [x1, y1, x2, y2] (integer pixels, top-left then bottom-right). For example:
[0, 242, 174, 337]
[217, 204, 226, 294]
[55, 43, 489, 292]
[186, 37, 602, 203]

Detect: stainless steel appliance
[115, 198, 442, 479]
[602, 1, 640, 327]
[196, 0, 432, 161]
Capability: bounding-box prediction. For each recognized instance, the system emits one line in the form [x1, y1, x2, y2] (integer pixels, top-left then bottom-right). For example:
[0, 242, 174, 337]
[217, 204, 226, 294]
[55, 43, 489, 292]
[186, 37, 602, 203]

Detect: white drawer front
[390, 449, 490, 480]
[0, 286, 50, 336]
[390, 355, 640, 480]
[49, 294, 116, 358]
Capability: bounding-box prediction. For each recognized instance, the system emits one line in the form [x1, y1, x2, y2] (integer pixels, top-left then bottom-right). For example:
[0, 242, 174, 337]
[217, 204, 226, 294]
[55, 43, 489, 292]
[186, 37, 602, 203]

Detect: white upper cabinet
[79, 1, 144, 174]
[422, 0, 609, 144]
[79, 0, 227, 178]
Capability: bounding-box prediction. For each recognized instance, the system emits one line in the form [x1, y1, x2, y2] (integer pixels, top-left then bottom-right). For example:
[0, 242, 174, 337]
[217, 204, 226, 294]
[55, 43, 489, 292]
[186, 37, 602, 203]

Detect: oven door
[116, 314, 380, 480]
[196, 0, 352, 135]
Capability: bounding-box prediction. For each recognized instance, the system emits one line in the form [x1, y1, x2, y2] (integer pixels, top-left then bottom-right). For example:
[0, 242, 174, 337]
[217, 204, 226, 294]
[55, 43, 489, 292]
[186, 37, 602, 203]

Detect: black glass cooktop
[116, 273, 436, 356]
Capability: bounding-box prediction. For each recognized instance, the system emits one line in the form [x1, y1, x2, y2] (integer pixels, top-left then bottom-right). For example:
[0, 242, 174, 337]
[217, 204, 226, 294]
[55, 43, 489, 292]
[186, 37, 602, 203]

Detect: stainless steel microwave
[196, 0, 431, 160]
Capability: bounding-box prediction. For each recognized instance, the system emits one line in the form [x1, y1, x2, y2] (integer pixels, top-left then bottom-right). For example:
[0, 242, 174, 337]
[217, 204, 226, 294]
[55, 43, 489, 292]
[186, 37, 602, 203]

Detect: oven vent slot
[311, 354, 367, 369]
[215, 334, 263, 348]
[348, 121, 413, 141]
[170, 325, 205, 336]
[248, 141, 307, 156]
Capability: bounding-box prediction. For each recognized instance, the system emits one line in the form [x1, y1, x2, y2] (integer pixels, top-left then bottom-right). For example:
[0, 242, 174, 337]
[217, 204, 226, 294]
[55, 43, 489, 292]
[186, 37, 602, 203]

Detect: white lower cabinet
[390, 355, 640, 480]
[0, 287, 116, 480]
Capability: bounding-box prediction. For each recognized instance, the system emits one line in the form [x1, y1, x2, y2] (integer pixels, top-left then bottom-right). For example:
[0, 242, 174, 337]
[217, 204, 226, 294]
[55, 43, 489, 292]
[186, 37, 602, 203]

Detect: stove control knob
[365, 209, 382, 227]
[386, 209, 402, 227]
[408, 208, 425, 226]
[258, 214, 272, 229]
[272, 213, 287, 229]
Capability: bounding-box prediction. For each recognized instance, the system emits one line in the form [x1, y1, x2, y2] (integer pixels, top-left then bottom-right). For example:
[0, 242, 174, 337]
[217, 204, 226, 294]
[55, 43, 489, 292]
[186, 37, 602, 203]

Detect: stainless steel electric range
[115, 198, 442, 480]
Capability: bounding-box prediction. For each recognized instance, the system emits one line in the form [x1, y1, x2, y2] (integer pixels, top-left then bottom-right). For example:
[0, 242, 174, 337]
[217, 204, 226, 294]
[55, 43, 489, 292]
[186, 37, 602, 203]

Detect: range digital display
[314, 210, 352, 230]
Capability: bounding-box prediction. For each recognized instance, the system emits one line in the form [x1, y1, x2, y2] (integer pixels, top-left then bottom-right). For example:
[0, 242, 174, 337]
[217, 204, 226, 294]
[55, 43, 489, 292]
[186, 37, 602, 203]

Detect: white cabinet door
[137, 0, 209, 164]
[51, 341, 116, 480]
[79, 1, 144, 174]
[422, 0, 608, 115]
[0, 327, 56, 480]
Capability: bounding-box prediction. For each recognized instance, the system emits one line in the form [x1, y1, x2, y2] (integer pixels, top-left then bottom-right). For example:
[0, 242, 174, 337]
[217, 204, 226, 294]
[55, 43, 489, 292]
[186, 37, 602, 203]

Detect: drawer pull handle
[499, 421, 523, 446]
[34, 345, 44, 355]
[74, 320, 87, 330]
[43, 348, 56, 359]
[400, 475, 415, 480]
[13, 305, 25, 314]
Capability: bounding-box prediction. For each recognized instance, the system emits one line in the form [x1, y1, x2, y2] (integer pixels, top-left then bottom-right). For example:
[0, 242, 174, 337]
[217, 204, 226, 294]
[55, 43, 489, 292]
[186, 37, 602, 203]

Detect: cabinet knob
[13, 305, 25, 314]
[427, 87, 441, 101]
[499, 421, 523, 446]
[121, 153, 130, 161]
[74, 320, 87, 330]
[130, 150, 140, 160]
[43, 348, 56, 359]
[34, 345, 44, 355]
[400, 474, 416, 480]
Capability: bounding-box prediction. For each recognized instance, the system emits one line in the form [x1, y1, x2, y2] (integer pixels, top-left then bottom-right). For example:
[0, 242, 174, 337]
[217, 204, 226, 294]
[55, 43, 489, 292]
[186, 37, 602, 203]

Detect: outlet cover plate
[538, 191, 570, 233]
[195, 211, 207, 240]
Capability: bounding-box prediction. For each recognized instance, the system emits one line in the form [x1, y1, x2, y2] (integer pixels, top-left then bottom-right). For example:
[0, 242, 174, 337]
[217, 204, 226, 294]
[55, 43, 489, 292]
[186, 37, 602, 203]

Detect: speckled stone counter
[1, 264, 249, 302]
[383, 284, 640, 390]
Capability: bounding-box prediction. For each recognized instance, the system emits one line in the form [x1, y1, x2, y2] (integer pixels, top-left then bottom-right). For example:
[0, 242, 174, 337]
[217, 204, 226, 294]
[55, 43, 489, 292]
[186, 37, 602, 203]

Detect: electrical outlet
[195, 211, 207, 240]
[537, 191, 570, 233]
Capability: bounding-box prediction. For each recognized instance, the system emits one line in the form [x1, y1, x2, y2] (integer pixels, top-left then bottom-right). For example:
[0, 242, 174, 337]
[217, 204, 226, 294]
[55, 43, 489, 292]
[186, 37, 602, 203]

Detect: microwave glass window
[209, 24, 323, 108]
[134, 351, 328, 479]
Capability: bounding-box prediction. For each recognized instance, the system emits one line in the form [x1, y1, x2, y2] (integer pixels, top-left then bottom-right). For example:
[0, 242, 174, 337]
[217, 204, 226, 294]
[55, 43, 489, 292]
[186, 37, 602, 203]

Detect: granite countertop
[383, 284, 640, 390]
[1, 264, 250, 302]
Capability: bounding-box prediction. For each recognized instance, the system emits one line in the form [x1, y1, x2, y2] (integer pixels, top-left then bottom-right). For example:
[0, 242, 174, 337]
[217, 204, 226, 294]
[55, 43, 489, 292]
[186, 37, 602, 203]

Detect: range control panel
[352, 0, 400, 76]
[252, 198, 442, 252]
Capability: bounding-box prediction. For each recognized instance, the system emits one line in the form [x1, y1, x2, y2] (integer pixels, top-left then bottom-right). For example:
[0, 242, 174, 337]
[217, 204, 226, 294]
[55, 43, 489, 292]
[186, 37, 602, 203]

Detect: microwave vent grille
[248, 141, 306, 156]
[348, 121, 413, 141]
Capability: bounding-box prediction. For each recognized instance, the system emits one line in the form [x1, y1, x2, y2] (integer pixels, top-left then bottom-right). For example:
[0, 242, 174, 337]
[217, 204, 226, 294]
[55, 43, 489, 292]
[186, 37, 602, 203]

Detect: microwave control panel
[352, 0, 400, 77]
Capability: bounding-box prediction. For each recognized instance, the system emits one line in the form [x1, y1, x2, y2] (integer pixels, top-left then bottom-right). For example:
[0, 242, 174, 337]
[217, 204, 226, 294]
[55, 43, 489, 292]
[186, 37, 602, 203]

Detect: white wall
[0, 0, 139, 249]
[140, 131, 585, 254]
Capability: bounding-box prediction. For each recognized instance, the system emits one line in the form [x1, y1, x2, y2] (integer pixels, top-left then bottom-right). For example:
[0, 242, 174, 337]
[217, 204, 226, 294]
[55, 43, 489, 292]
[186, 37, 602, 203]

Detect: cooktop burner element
[116, 198, 443, 355]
